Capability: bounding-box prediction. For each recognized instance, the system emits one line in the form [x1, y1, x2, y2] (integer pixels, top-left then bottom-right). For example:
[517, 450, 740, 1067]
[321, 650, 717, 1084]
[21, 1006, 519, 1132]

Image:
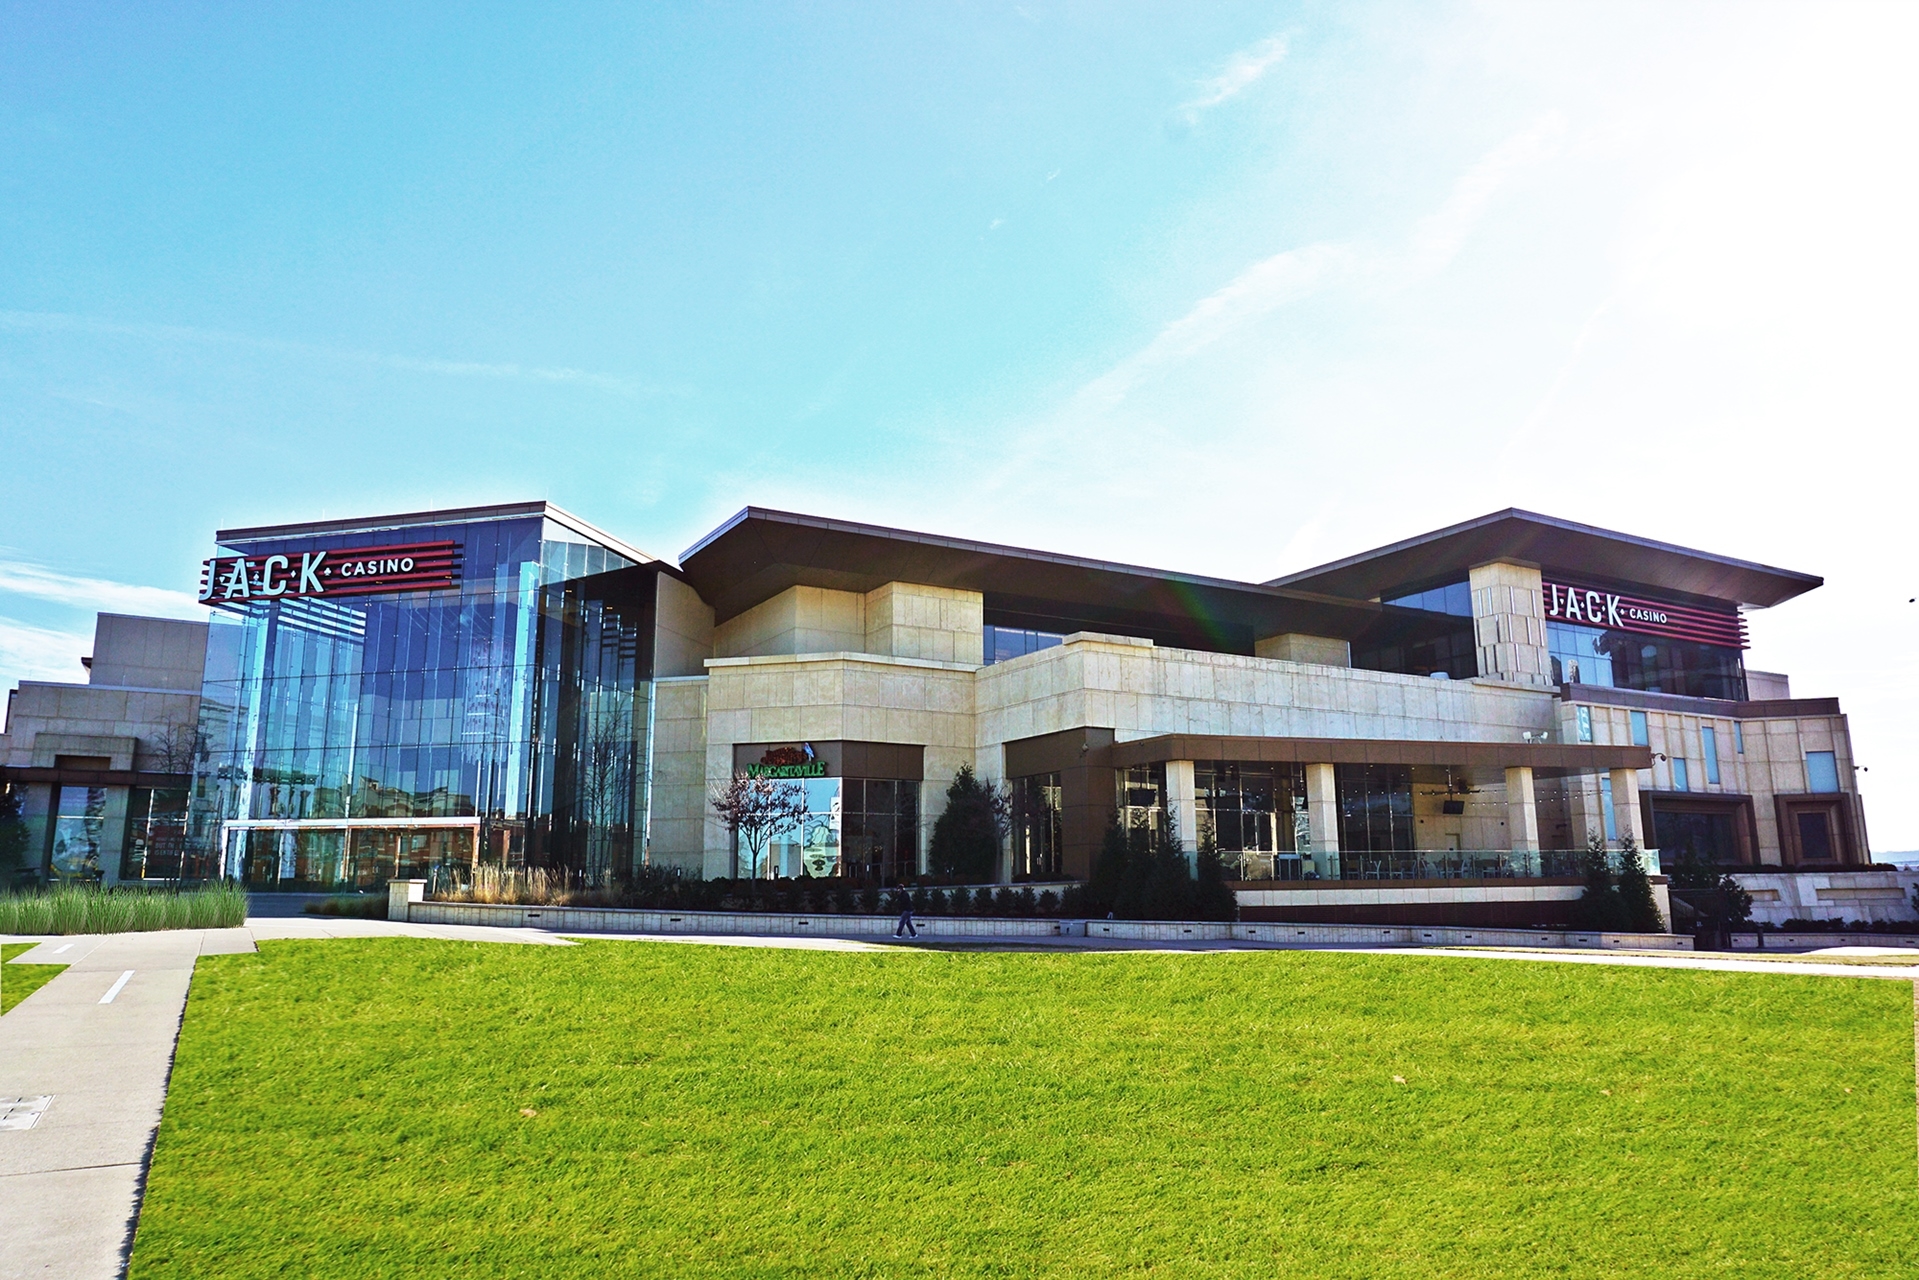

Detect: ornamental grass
[0, 882, 249, 935]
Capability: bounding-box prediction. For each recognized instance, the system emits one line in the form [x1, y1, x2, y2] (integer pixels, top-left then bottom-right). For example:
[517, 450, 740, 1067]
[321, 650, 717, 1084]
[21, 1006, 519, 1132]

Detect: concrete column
[1303, 762, 1340, 879]
[1609, 767, 1645, 849]
[1505, 766, 1540, 856]
[1164, 760, 1198, 867]
[1469, 561, 1553, 687]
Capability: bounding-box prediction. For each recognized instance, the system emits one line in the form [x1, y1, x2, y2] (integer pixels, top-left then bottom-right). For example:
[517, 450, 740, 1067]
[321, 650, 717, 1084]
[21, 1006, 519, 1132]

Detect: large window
[121, 787, 189, 881]
[47, 785, 106, 883]
[1805, 751, 1840, 793]
[1197, 762, 1305, 881]
[983, 625, 1066, 665]
[1653, 808, 1739, 864]
[1548, 622, 1746, 700]
[1335, 764, 1414, 854]
[1115, 763, 1167, 833]
[837, 778, 920, 885]
[1010, 773, 1062, 880]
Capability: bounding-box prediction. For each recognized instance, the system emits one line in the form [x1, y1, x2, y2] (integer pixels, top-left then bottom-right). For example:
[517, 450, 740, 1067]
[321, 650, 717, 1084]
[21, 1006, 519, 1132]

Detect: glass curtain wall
[1547, 623, 1746, 700]
[1196, 762, 1306, 881]
[120, 787, 190, 880]
[1010, 772, 1062, 880]
[189, 516, 656, 890]
[1115, 764, 1167, 833]
[1334, 765, 1414, 859]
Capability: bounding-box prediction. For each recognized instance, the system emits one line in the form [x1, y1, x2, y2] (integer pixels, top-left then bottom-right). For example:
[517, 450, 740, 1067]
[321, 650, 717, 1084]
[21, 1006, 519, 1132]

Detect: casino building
[0, 502, 1881, 926]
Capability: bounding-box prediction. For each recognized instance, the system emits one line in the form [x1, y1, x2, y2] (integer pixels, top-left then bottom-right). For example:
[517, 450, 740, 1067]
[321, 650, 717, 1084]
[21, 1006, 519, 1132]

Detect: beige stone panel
[654, 575, 716, 677]
[1253, 633, 1352, 666]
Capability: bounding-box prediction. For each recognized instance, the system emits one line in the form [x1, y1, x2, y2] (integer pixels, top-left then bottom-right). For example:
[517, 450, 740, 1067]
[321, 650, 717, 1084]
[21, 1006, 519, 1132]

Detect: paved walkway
[1, 919, 1913, 1278]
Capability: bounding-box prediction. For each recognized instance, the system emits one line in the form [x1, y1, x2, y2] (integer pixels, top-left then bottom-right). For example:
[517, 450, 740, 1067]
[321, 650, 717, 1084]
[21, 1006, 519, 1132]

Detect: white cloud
[0, 616, 93, 688]
[1180, 35, 1287, 121]
[0, 310, 649, 396]
[0, 559, 203, 619]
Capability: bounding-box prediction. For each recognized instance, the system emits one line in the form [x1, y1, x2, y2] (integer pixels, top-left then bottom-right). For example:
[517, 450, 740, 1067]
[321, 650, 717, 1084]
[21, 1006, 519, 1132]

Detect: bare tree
[578, 695, 636, 884]
[142, 720, 202, 777]
[711, 774, 809, 879]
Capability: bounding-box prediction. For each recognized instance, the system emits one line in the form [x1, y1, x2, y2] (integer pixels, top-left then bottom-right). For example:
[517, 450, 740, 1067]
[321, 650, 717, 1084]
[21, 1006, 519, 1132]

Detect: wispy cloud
[0, 616, 93, 687]
[0, 558, 202, 619]
[0, 310, 651, 396]
[1180, 35, 1287, 122]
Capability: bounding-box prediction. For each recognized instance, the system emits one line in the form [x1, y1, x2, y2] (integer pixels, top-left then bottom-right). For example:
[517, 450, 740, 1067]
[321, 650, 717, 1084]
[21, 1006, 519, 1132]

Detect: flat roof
[1267, 508, 1822, 608]
[217, 501, 660, 566]
[679, 507, 1387, 642]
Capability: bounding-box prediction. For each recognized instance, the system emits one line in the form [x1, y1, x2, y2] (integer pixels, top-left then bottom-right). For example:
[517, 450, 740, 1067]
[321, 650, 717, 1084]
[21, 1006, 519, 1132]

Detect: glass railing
[1228, 848, 1660, 883]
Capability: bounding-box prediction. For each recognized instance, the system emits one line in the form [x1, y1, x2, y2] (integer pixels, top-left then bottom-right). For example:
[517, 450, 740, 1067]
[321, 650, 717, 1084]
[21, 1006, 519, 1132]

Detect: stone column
[1609, 767, 1645, 849]
[1469, 561, 1553, 687]
[1164, 760, 1198, 869]
[1566, 773, 1607, 849]
[1303, 762, 1340, 879]
[1505, 766, 1540, 864]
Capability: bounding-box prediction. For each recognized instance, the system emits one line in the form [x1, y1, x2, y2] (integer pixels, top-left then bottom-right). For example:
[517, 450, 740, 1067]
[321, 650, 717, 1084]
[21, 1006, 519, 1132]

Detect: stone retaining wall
[1729, 931, 1919, 952]
[1089, 919, 1692, 950]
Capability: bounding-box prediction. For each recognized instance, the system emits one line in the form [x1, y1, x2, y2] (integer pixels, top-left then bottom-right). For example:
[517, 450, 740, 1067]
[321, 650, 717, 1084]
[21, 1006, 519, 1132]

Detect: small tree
[927, 766, 1010, 881]
[1613, 834, 1665, 933]
[710, 774, 808, 880]
[1193, 814, 1239, 922]
[1570, 830, 1629, 930]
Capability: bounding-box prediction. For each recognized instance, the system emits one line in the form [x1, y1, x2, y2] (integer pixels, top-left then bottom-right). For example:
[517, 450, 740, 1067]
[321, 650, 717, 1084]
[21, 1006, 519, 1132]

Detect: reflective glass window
[1115, 764, 1167, 834]
[1630, 711, 1649, 747]
[1701, 727, 1720, 785]
[1671, 757, 1689, 792]
[1010, 773, 1062, 880]
[1334, 764, 1414, 855]
[1806, 751, 1840, 793]
[982, 625, 1066, 665]
[121, 787, 189, 880]
[1196, 762, 1305, 881]
[1575, 706, 1593, 743]
[1382, 581, 1472, 616]
[1547, 622, 1744, 700]
[48, 786, 106, 883]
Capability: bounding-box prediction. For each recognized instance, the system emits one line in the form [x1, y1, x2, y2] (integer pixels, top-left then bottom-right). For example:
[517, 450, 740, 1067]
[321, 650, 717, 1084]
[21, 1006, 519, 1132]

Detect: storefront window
[838, 778, 919, 884]
[1010, 773, 1062, 880]
[1115, 764, 1167, 834]
[1196, 762, 1305, 881]
[47, 785, 107, 883]
[1334, 765, 1413, 855]
[121, 787, 190, 881]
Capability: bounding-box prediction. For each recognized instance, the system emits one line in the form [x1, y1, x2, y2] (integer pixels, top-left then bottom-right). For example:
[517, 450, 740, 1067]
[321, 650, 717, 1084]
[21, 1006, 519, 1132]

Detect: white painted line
[100, 971, 134, 1004]
[52, 944, 73, 955]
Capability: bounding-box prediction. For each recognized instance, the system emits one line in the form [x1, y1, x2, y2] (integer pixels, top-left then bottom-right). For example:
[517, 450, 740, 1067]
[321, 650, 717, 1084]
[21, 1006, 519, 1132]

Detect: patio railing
[1229, 847, 1661, 883]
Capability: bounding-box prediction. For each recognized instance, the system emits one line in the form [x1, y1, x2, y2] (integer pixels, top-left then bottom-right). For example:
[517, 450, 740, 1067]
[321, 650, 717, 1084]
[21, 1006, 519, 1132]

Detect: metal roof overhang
[1266, 509, 1821, 608]
[680, 508, 1385, 642]
[215, 501, 661, 567]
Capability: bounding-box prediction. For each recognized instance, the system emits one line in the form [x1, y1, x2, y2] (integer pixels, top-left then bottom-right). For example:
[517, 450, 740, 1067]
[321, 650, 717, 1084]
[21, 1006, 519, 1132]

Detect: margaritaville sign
[745, 744, 828, 779]
[199, 540, 462, 603]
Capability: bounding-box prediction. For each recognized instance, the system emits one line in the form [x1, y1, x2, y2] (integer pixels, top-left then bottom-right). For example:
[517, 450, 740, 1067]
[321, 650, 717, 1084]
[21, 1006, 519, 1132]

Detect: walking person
[893, 888, 918, 938]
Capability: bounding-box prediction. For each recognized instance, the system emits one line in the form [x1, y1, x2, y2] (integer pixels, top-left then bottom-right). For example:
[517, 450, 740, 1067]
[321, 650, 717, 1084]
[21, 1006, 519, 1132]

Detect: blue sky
[3, 3, 1916, 844]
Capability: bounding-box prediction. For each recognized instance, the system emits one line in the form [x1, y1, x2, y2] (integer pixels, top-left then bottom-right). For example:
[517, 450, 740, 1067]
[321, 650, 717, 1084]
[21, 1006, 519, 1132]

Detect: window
[1629, 711, 1649, 747]
[1805, 751, 1839, 793]
[1334, 764, 1414, 854]
[1734, 722, 1744, 753]
[1382, 581, 1472, 616]
[1600, 774, 1616, 842]
[982, 625, 1065, 666]
[1544, 621, 1746, 700]
[47, 785, 107, 883]
[1670, 757, 1689, 792]
[1653, 808, 1739, 864]
[121, 787, 190, 880]
[1574, 706, 1593, 744]
[1196, 762, 1306, 880]
[1009, 773, 1062, 880]
[1796, 810, 1835, 860]
[1115, 764, 1167, 834]
[836, 778, 921, 885]
[1701, 727, 1720, 785]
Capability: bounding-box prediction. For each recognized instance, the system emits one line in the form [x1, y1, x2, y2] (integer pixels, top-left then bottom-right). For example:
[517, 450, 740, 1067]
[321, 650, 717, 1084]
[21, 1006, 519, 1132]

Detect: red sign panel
[199, 540, 461, 604]
[1543, 580, 1745, 649]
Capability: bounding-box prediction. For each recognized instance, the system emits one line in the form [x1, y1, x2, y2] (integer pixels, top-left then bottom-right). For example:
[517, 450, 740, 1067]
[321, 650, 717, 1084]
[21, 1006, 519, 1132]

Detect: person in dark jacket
[893, 888, 918, 938]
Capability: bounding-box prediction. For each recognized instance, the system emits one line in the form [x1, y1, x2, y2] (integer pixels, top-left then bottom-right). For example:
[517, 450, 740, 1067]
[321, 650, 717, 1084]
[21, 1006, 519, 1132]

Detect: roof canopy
[1267, 508, 1821, 609]
[679, 507, 1384, 646]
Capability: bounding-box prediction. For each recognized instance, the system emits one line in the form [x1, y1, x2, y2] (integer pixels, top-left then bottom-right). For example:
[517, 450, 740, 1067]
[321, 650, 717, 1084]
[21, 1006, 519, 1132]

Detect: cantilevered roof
[679, 507, 1386, 645]
[1267, 509, 1821, 609]
[217, 501, 661, 567]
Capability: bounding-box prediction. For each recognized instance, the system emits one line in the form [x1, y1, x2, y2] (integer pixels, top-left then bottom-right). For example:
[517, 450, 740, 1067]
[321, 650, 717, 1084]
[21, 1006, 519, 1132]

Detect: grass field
[0, 942, 67, 1014]
[129, 940, 1916, 1278]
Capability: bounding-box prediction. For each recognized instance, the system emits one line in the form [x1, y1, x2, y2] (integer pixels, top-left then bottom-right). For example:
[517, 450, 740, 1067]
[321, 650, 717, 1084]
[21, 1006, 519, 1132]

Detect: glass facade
[1548, 622, 1746, 700]
[1335, 764, 1414, 855]
[189, 514, 660, 891]
[47, 784, 107, 883]
[983, 625, 1066, 665]
[1653, 808, 1738, 864]
[754, 776, 920, 883]
[121, 786, 190, 880]
[1115, 763, 1167, 833]
[1010, 772, 1062, 880]
[1196, 762, 1305, 881]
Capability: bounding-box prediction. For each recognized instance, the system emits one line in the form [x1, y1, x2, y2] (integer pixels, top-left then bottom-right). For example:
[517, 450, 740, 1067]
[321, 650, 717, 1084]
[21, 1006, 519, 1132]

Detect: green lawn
[129, 940, 1915, 1279]
[0, 941, 68, 1014]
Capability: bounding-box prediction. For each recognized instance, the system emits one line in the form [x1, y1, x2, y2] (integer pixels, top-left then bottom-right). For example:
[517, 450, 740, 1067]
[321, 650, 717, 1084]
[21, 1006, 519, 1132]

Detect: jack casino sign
[199, 540, 461, 603]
